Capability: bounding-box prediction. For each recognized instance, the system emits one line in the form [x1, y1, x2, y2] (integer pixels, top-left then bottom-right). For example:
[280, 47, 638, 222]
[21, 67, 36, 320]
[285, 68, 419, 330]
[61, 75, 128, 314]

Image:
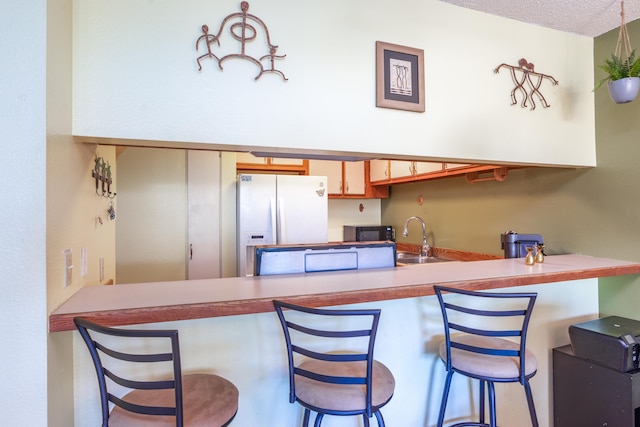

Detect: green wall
[382, 20, 640, 320]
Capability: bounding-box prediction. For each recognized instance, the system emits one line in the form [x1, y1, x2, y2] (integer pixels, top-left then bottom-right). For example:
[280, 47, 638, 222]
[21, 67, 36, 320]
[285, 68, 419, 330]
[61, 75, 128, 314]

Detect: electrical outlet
[63, 249, 73, 287]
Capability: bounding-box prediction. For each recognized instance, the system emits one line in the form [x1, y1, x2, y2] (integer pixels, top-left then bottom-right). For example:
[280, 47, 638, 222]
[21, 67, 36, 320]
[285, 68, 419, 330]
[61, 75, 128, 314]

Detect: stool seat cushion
[439, 334, 538, 379]
[109, 373, 239, 427]
[294, 359, 395, 412]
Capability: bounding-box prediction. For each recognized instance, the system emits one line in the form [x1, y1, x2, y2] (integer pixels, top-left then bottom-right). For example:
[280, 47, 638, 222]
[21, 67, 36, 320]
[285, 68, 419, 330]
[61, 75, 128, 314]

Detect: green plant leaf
[594, 50, 640, 91]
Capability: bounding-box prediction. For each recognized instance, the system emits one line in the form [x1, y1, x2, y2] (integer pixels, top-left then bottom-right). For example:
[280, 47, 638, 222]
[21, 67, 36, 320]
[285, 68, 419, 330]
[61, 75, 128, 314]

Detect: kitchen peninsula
[50, 254, 640, 331]
[55, 255, 640, 426]
[49, 255, 640, 332]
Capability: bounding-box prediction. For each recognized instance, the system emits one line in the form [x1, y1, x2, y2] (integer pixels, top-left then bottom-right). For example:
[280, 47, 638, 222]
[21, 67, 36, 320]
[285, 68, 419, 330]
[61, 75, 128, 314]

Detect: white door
[276, 175, 328, 244]
[236, 174, 277, 276]
[187, 150, 221, 280]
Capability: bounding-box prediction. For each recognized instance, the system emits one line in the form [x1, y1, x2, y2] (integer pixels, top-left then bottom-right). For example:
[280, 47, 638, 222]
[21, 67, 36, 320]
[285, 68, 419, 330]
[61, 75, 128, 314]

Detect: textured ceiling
[438, 0, 640, 37]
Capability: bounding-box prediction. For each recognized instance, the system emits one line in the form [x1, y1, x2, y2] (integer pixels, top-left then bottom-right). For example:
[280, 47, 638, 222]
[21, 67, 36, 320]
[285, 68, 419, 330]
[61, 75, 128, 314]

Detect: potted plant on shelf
[594, 50, 640, 104]
[594, 0, 640, 104]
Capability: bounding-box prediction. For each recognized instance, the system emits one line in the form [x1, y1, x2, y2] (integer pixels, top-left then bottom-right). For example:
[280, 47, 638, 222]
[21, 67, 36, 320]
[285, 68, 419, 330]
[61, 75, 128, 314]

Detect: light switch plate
[63, 249, 72, 287]
[81, 248, 88, 277]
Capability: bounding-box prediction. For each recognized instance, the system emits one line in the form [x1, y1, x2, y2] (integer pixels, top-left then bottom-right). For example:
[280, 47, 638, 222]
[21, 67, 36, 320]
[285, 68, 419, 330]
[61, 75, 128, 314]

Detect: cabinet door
[236, 152, 267, 165]
[369, 160, 389, 182]
[270, 157, 305, 166]
[414, 162, 443, 175]
[187, 150, 221, 280]
[344, 161, 365, 195]
[309, 160, 342, 194]
[444, 163, 471, 170]
[390, 160, 415, 179]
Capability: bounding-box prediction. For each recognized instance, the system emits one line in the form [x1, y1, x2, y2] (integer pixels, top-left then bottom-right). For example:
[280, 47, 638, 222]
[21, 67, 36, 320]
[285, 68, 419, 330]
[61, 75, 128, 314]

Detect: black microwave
[343, 225, 394, 242]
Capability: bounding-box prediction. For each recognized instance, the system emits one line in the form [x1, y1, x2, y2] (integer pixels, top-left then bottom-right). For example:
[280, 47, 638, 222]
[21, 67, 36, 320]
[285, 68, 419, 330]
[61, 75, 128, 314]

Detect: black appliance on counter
[343, 225, 394, 242]
[569, 316, 640, 372]
[500, 230, 543, 258]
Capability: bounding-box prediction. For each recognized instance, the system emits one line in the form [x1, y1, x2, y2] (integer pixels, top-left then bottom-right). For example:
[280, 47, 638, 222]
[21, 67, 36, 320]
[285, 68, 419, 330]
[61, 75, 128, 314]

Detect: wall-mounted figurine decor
[196, 1, 287, 81]
[494, 58, 558, 110]
[376, 41, 425, 112]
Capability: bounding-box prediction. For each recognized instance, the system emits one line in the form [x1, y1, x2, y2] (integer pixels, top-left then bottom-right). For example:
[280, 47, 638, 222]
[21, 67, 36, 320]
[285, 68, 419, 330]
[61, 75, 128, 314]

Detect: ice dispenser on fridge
[500, 231, 544, 258]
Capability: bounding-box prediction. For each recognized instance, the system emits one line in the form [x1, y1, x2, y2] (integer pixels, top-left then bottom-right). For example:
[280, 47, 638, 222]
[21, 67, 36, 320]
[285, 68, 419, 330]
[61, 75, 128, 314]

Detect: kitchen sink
[396, 251, 454, 264]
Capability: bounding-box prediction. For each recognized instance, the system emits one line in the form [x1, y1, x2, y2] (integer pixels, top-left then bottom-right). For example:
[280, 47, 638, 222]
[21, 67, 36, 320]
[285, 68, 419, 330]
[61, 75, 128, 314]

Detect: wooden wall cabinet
[369, 160, 390, 182]
[309, 160, 386, 199]
[370, 160, 444, 183]
[236, 153, 308, 174]
[369, 160, 509, 185]
[390, 160, 415, 179]
[415, 162, 444, 175]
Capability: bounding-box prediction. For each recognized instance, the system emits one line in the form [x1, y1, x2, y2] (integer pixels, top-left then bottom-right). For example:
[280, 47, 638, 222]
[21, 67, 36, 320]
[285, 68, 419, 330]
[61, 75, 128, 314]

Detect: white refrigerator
[236, 174, 329, 276]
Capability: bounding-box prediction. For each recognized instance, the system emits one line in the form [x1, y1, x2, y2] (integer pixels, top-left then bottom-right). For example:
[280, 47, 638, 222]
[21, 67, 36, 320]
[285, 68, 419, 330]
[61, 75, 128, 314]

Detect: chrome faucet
[402, 216, 430, 257]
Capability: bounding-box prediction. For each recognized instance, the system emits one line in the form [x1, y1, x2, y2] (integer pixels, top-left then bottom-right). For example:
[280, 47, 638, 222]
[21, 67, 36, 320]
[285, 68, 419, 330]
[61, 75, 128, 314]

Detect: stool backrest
[273, 300, 381, 418]
[74, 317, 184, 426]
[434, 286, 537, 384]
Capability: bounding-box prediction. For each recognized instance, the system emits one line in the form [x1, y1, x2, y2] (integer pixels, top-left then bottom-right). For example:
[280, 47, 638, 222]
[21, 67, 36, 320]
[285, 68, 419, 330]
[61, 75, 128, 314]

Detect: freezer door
[237, 174, 277, 276]
[276, 175, 328, 245]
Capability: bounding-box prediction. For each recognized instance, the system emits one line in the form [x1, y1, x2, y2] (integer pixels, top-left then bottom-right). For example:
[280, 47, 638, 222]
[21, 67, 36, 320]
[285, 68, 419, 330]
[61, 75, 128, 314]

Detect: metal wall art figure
[92, 156, 116, 199]
[494, 58, 558, 110]
[196, 1, 288, 81]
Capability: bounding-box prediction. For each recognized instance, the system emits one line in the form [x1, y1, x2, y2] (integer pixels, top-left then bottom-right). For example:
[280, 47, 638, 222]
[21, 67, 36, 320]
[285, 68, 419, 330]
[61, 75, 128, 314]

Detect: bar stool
[74, 317, 239, 427]
[433, 286, 538, 427]
[273, 300, 395, 427]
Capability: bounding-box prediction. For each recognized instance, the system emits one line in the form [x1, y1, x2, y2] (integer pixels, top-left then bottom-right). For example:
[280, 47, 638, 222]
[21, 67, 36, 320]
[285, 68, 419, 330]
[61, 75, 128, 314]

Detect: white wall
[72, 279, 598, 427]
[328, 199, 382, 242]
[53, 1, 599, 425]
[0, 1, 48, 426]
[72, 0, 595, 167]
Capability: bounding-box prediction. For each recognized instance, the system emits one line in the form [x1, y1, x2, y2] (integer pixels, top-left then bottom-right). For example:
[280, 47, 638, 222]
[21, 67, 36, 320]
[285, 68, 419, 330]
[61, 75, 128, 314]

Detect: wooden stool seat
[110, 373, 239, 426]
[295, 359, 395, 412]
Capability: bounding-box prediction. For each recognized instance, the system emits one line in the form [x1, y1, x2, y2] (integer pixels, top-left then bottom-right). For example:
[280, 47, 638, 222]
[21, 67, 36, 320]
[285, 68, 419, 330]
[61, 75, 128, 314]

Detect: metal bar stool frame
[273, 300, 394, 427]
[434, 286, 539, 427]
[74, 317, 237, 427]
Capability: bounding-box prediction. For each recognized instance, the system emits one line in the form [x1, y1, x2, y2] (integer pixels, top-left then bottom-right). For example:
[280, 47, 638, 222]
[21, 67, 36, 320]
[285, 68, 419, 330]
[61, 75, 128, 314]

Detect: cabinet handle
[190, 244, 193, 260]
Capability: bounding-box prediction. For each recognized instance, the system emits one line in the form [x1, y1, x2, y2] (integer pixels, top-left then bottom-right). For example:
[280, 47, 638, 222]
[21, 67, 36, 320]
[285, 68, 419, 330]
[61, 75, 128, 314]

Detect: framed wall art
[376, 41, 425, 112]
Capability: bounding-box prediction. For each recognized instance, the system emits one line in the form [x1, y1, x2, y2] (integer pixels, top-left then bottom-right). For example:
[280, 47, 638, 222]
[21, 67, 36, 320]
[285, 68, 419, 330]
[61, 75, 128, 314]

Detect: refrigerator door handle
[278, 197, 286, 243]
[270, 197, 277, 244]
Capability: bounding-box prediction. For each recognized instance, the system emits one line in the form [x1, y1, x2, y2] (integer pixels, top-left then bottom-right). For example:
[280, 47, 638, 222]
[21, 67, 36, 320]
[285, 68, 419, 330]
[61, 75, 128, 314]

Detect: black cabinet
[553, 345, 640, 426]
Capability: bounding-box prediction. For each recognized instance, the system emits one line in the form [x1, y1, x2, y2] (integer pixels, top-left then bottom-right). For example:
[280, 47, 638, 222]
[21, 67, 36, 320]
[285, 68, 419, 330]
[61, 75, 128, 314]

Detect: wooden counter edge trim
[49, 263, 640, 333]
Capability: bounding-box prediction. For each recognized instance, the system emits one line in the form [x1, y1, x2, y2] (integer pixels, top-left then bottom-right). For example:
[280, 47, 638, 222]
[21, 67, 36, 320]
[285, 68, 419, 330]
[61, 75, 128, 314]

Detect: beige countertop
[49, 254, 640, 332]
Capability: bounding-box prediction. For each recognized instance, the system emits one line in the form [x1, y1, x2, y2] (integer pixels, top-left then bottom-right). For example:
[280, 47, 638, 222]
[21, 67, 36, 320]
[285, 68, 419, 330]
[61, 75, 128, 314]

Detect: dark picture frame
[376, 41, 425, 112]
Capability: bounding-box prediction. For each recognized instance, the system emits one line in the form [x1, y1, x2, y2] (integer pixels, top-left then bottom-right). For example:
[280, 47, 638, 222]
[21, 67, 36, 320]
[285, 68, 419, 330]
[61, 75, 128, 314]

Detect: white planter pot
[608, 77, 640, 104]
